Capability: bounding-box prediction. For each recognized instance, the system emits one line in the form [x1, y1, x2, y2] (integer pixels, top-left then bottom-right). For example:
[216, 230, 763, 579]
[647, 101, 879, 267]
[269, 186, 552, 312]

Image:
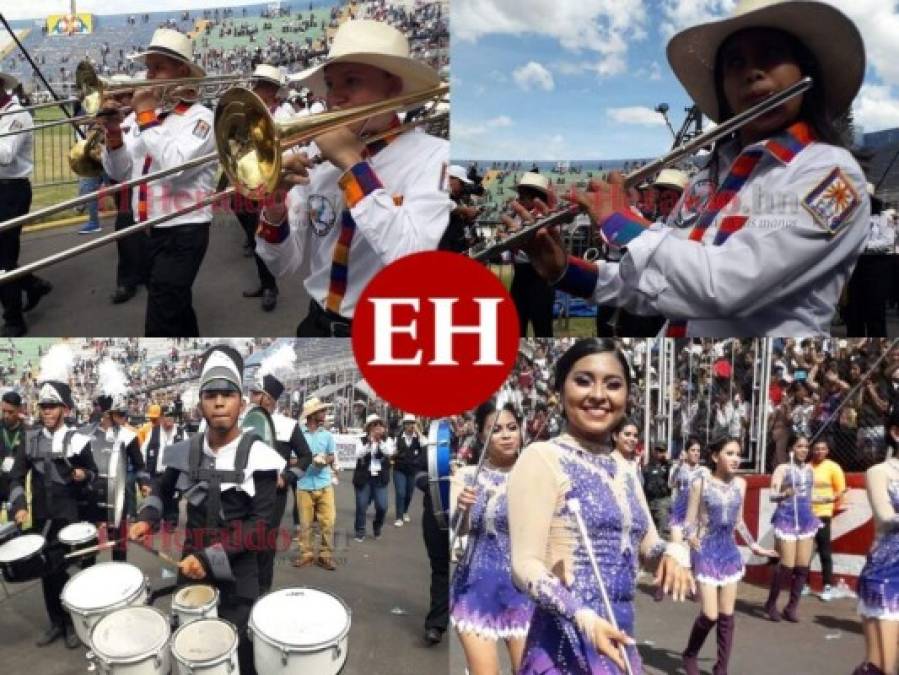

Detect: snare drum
[58, 521, 99, 556]
[90, 606, 171, 675]
[0, 533, 60, 583]
[61, 561, 149, 646]
[427, 419, 452, 528]
[171, 618, 239, 675]
[172, 584, 219, 628]
[249, 587, 351, 674]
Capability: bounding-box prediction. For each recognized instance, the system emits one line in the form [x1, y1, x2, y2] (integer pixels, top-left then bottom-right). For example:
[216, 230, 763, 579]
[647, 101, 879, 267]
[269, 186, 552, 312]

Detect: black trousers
[114, 208, 148, 289]
[510, 262, 554, 337]
[616, 310, 665, 337]
[236, 204, 277, 291]
[845, 254, 890, 337]
[0, 179, 38, 328]
[219, 594, 256, 675]
[422, 505, 448, 632]
[33, 518, 72, 628]
[145, 223, 209, 337]
[814, 516, 833, 586]
[258, 486, 288, 593]
[297, 300, 352, 337]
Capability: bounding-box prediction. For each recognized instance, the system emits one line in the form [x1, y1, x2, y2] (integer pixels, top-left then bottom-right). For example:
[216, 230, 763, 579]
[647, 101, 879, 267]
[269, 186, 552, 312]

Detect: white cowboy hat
[0, 72, 19, 92]
[666, 0, 864, 123]
[448, 165, 472, 185]
[401, 413, 416, 423]
[364, 413, 384, 429]
[653, 168, 689, 192]
[515, 172, 550, 197]
[130, 28, 206, 79]
[106, 74, 133, 84]
[302, 396, 332, 418]
[251, 64, 288, 98]
[289, 20, 441, 98]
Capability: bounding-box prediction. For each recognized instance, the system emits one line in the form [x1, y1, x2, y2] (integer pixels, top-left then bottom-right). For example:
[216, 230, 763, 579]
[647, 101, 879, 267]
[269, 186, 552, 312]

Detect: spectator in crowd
[810, 437, 847, 601]
[643, 442, 673, 538]
[353, 413, 395, 541]
[393, 413, 424, 527]
[296, 397, 338, 570]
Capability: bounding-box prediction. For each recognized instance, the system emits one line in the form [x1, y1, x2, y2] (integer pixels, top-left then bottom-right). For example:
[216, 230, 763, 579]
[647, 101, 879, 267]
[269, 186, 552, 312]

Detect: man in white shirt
[100, 29, 216, 337]
[257, 20, 451, 336]
[0, 71, 52, 337]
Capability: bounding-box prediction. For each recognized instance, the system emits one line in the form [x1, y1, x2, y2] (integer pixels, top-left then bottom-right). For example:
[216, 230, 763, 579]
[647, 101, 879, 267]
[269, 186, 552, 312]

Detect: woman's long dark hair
[708, 28, 855, 185]
[553, 338, 632, 393]
[471, 399, 523, 464]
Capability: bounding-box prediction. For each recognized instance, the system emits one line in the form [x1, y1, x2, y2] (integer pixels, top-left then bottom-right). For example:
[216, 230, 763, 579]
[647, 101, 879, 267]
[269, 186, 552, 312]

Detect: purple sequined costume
[669, 464, 708, 529]
[519, 439, 663, 675]
[692, 477, 745, 586]
[771, 464, 821, 540]
[451, 465, 534, 639]
[857, 477, 899, 621]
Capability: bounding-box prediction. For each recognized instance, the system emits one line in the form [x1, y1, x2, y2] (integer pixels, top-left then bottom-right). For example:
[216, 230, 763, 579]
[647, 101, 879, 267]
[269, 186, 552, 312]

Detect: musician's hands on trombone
[130, 86, 162, 116]
[574, 608, 636, 671]
[313, 126, 366, 172]
[654, 553, 696, 602]
[506, 198, 568, 283]
[96, 97, 125, 147]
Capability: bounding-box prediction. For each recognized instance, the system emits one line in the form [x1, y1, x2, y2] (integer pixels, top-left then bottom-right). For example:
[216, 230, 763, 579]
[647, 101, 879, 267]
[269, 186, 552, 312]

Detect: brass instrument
[467, 76, 814, 260]
[215, 83, 449, 197]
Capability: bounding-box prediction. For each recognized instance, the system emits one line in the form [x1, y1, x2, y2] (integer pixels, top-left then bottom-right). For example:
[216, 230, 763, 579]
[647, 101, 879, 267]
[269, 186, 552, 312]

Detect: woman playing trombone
[523, 1, 870, 337]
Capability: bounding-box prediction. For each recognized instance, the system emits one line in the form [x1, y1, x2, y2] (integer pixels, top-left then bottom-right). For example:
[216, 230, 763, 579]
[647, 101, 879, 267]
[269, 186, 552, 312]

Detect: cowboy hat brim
[303, 402, 333, 417]
[129, 47, 206, 79]
[289, 52, 440, 98]
[666, 1, 864, 123]
[0, 73, 19, 92]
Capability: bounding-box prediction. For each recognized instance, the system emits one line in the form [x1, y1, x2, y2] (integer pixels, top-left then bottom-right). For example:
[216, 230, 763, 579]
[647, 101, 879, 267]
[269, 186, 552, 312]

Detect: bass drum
[83, 430, 125, 528]
[427, 419, 452, 529]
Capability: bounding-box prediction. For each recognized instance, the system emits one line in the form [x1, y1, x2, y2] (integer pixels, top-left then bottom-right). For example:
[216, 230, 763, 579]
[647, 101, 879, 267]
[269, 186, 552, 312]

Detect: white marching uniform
[583, 137, 870, 336]
[101, 102, 216, 226]
[0, 97, 33, 178]
[256, 128, 451, 319]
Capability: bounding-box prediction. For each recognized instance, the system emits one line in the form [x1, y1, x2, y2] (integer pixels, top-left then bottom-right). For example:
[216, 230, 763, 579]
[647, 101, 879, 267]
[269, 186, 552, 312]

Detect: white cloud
[853, 84, 899, 132]
[454, 0, 648, 78]
[606, 106, 667, 126]
[452, 131, 571, 161]
[452, 115, 515, 140]
[513, 61, 555, 92]
[489, 115, 513, 127]
[649, 61, 662, 81]
[658, 0, 737, 39]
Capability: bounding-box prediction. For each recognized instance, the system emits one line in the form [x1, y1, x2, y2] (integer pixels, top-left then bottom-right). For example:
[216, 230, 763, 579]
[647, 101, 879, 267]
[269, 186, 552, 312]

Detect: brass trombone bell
[214, 83, 449, 198]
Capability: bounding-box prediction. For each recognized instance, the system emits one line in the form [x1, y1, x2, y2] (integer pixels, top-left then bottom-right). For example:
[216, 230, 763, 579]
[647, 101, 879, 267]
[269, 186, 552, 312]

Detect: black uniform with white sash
[138, 431, 284, 675]
[7, 427, 97, 629]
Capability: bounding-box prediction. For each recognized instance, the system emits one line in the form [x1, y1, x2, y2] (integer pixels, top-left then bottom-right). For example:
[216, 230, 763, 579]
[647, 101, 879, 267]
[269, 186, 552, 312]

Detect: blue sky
[451, 0, 899, 161]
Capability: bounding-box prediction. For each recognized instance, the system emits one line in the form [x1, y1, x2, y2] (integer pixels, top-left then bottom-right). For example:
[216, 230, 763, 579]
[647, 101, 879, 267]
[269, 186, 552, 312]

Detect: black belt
[0, 178, 28, 186]
[307, 300, 352, 337]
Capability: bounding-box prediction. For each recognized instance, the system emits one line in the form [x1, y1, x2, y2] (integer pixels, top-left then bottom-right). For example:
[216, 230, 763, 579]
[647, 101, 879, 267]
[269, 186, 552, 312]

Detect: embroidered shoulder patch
[802, 167, 861, 235]
[192, 119, 210, 139]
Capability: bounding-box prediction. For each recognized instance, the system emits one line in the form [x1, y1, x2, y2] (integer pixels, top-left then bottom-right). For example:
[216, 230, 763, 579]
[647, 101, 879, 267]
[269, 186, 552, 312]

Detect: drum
[427, 419, 452, 528]
[0, 533, 61, 582]
[61, 561, 149, 646]
[171, 618, 239, 675]
[90, 606, 171, 675]
[0, 521, 17, 546]
[171, 584, 219, 628]
[95, 443, 126, 528]
[249, 587, 351, 674]
[58, 521, 99, 556]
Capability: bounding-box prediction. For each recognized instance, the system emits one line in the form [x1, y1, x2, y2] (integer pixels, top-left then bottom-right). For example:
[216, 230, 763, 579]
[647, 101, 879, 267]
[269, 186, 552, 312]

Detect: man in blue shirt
[296, 397, 337, 570]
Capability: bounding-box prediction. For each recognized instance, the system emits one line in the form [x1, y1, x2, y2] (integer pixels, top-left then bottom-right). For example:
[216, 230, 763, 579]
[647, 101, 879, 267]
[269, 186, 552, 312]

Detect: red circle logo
[352, 251, 519, 417]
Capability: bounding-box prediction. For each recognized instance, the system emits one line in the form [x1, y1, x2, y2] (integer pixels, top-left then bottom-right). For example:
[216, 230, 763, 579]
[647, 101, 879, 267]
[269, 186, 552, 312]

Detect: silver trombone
[467, 76, 814, 261]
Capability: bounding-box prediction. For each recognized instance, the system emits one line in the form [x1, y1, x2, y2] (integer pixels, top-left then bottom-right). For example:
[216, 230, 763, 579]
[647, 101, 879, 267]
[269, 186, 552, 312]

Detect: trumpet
[466, 76, 813, 260]
[215, 83, 449, 197]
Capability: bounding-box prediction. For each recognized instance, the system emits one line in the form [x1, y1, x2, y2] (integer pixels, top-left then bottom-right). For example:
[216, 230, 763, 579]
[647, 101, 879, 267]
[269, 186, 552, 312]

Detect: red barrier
[741, 473, 873, 591]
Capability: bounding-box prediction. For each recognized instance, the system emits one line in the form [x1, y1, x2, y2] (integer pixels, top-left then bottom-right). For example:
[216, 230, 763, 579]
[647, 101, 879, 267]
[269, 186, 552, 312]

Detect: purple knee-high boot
[781, 566, 809, 622]
[682, 614, 716, 675]
[851, 663, 887, 675]
[712, 613, 735, 675]
[763, 565, 792, 622]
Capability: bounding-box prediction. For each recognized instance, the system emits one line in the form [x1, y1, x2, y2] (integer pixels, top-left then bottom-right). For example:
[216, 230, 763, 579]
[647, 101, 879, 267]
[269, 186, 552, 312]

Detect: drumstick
[64, 540, 117, 559]
[132, 538, 180, 567]
[567, 498, 636, 675]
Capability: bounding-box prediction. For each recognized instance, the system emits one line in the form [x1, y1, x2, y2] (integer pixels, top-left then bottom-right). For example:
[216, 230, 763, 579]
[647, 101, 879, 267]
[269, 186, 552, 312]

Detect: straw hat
[146, 403, 162, 419]
[666, 0, 864, 122]
[289, 20, 440, 98]
[364, 413, 384, 430]
[515, 172, 550, 197]
[302, 397, 332, 419]
[0, 72, 19, 92]
[251, 64, 288, 98]
[130, 28, 205, 79]
[653, 168, 689, 192]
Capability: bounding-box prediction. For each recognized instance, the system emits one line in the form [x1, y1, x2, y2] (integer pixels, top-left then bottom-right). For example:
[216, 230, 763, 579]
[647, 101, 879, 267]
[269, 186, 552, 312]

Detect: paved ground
[17, 211, 313, 336]
[0, 479, 447, 675]
[450, 573, 866, 674]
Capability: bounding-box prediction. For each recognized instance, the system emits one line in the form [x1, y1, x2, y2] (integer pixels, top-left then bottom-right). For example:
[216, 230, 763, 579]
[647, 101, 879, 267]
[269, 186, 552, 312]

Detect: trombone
[215, 82, 449, 197]
[0, 83, 450, 283]
[467, 76, 814, 261]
